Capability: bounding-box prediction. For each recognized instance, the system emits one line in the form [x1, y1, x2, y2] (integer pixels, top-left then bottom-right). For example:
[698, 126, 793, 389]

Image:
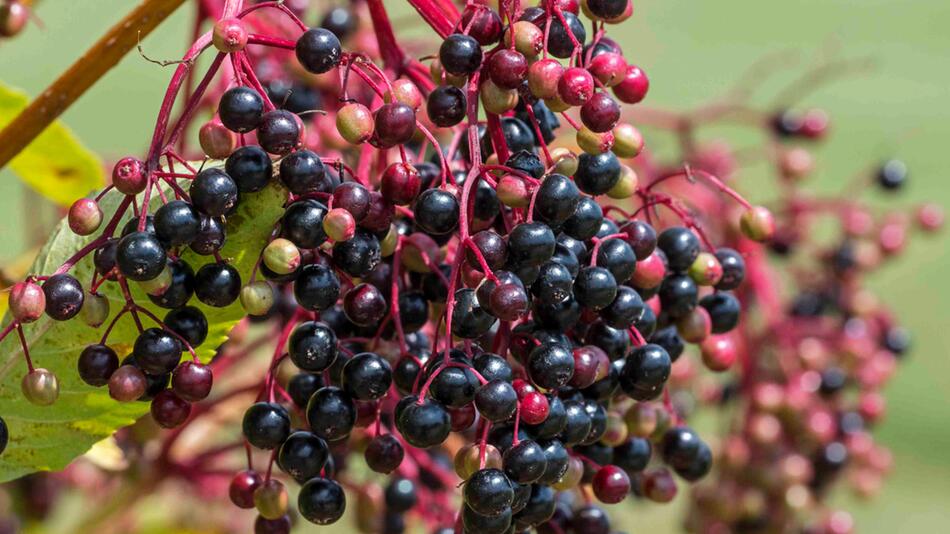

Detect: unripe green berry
[552, 456, 584, 490]
[504, 21, 544, 58]
[137, 264, 172, 296]
[577, 127, 614, 155]
[262, 238, 301, 275]
[380, 225, 398, 257]
[740, 206, 776, 242]
[676, 306, 712, 343]
[606, 164, 638, 199]
[336, 103, 375, 145]
[9, 280, 45, 323]
[480, 79, 518, 114]
[68, 198, 103, 236]
[80, 291, 110, 328]
[612, 123, 644, 158]
[323, 208, 356, 242]
[550, 148, 579, 176]
[254, 479, 288, 520]
[688, 252, 723, 286]
[240, 281, 275, 316]
[22, 368, 59, 406]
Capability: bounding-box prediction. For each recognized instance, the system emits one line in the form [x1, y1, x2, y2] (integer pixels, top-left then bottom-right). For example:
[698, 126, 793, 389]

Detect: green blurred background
[1, 0, 949, 531]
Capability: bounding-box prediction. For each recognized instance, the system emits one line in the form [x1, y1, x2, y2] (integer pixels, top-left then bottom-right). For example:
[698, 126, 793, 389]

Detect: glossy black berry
[279, 149, 328, 194]
[508, 222, 556, 267]
[600, 285, 645, 329]
[613, 437, 652, 473]
[332, 231, 381, 277]
[277, 431, 328, 482]
[596, 238, 637, 283]
[537, 438, 570, 484]
[396, 397, 451, 448]
[714, 247, 745, 290]
[574, 266, 618, 311]
[462, 504, 512, 534]
[527, 342, 574, 390]
[452, 288, 497, 339]
[282, 199, 328, 249]
[658, 274, 698, 318]
[473, 353, 513, 383]
[133, 327, 182, 375]
[225, 145, 272, 192]
[242, 402, 290, 449]
[194, 262, 241, 307]
[287, 372, 323, 408]
[414, 189, 459, 235]
[320, 7, 357, 39]
[117, 231, 166, 281]
[293, 264, 340, 311]
[342, 352, 392, 400]
[154, 200, 200, 247]
[546, 11, 586, 58]
[464, 468, 513, 517]
[298, 477, 346, 525]
[563, 196, 604, 241]
[649, 326, 684, 362]
[191, 216, 226, 255]
[306, 386, 356, 441]
[575, 152, 621, 196]
[657, 226, 700, 272]
[78, 344, 119, 387]
[219, 86, 263, 133]
[475, 379, 518, 422]
[620, 343, 671, 400]
[533, 261, 574, 305]
[42, 273, 84, 320]
[296, 28, 342, 74]
[439, 33, 483, 76]
[427, 85, 467, 127]
[533, 174, 580, 225]
[289, 321, 338, 372]
[190, 168, 239, 217]
[258, 110, 300, 155]
[699, 291, 741, 333]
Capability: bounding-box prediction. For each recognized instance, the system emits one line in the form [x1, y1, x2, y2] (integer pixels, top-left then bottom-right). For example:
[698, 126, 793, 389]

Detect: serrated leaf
[0, 180, 286, 482]
[0, 82, 105, 206]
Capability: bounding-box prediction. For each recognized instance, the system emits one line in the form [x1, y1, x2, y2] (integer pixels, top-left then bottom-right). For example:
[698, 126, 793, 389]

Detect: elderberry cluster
[0, 0, 938, 533]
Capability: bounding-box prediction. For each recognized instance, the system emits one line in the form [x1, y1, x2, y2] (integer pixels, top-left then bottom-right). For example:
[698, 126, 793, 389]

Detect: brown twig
[0, 0, 189, 168]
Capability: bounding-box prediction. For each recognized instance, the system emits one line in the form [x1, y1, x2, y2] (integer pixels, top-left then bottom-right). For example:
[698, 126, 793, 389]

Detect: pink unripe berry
[630, 251, 665, 288]
[643, 468, 677, 503]
[800, 108, 830, 139]
[9, 280, 45, 323]
[212, 18, 248, 53]
[613, 64, 649, 104]
[504, 21, 544, 58]
[528, 59, 564, 100]
[740, 205, 776, 242]
[700, 335, 738, 372]
[588, 52, 627, 87]
[323, 208, 357, 242]
[0, 1, 28, 38]
[558, 67, 595, 106]
[496, 175, 531, 207]
[109, 365, 147, 402]
[199, 119, 237, 159]
[389, 79, 424, 111]
[230, 470, 264, 509]
[519, 392, 550, 425]
[112, 156, 147, 195]
[67, 198, 103, 236]
[780, 147, 814, 179]
[336, 103, 375, 145]
[612, 122, 644, 158]
[916, 203, 944, 232]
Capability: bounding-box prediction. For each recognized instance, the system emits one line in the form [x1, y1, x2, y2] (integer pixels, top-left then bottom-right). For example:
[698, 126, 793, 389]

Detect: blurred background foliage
[0, 0, 948, 531]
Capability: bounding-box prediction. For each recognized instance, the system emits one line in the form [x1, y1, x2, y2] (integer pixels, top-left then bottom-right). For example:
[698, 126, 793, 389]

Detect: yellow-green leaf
[0, 82, 104, 206]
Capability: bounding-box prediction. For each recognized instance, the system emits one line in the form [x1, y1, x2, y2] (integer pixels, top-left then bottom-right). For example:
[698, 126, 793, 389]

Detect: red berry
[212, 18, 248, 53]
[592, 465, 631, 504]
[528, 59, 564, 100]
[150, 390, 192, 428]
[381, 163, 422, 205]
[700, 335, 737, 372]
[519, 392, 549, 425]
[9, 280, 45, 323]
[68, 198, 103, 236]
[588, 52, 627, 87]
[112, 156, 147, 195]
[230, 469, 263, 509]
[613, 64, 649, 104]
[580, 92, 621, 133]
[172, 361, 213, 402]
[487, 49, 528, 90]
[558, 67, 595, 106]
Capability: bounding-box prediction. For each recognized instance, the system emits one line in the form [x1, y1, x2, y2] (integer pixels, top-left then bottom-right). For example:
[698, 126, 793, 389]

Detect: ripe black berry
[341, 352, 392, 400]
[527, 342, 574, 390]
[258, 110, 300, 155]
[293, 264, 340, 312]
[439, 33, 483, 76]
[298, 477, 346, 525]
[657, 227, 700, 272]
[154, 199, 200, 247]
[464, 468, 513, 517]
[306, 386, 356, 441]
[219, 86, 263, 133]
[225, 145, 272, 192]
[242, 402, 290, 449]
[190, 168, 239, 217]
[277, 430, 328, 483]
[427, 85, 467, 127]
[296, 28, 342, 74]
[42, 274, 84, 321]
[279, 149, 328, 194]
[116, 231, 166, 281]
[78, 344, 119, 387]
[575, 152, 621, 196]
[133, 327, 182, 375]
[414, 188, 459, 235]
[194, 262, 241, 307]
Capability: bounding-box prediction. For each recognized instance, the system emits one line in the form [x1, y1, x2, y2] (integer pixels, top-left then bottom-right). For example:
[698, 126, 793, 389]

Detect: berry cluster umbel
[0, 0, 940, 533]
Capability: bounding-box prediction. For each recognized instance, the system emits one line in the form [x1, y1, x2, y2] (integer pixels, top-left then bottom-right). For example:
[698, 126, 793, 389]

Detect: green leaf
[0, 180, 286, 482]
[0, 82, 105, 206]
